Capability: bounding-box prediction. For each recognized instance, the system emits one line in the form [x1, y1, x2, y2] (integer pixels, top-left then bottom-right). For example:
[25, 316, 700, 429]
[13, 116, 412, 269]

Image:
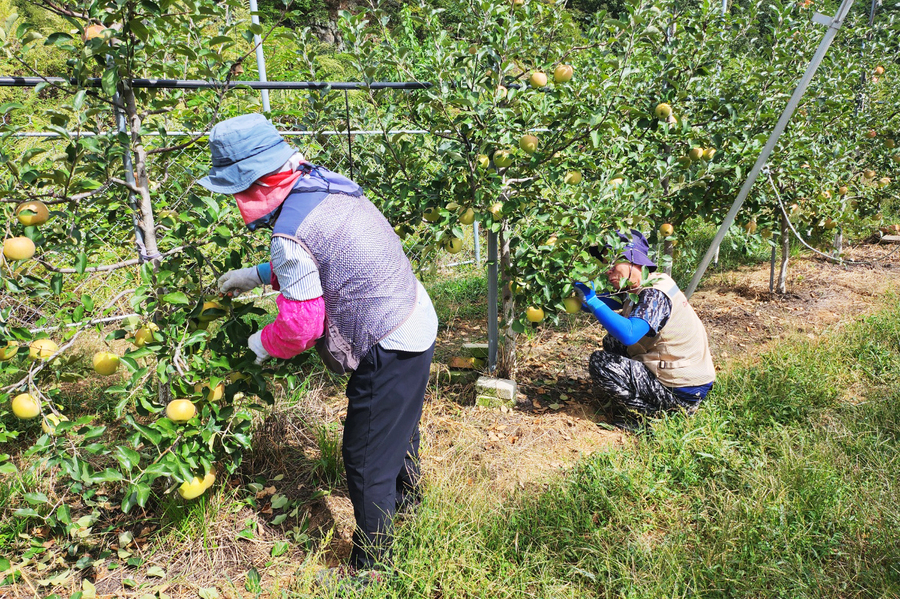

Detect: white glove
[248, 330, 271, 365]
[218, 266, 263, 296]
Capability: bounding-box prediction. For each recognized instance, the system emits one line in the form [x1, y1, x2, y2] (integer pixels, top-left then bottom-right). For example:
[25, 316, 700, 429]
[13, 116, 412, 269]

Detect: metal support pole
[473, 221, 481, 263]
[684, 0, 856, 299]
[248, 0, 270, 113]
[487, 230, 498, 372]
[769, 245, 776, 293]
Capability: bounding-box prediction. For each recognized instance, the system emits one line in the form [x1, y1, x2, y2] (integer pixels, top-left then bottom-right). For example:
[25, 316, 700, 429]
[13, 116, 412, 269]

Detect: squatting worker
[197, 114, 438, 573]
[575, 230, 715, 425]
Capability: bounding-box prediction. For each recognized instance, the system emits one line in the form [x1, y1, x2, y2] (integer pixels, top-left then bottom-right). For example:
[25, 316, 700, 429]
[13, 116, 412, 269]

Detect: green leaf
[161, 291, 189, 305]
[271, 540, 290, 557]
[198, 587, 221, 599]
[245, 567, 261, 592]
[146, 566, 166, 578]
[116, 447, 141, 472]
[101, 67, 118, 97]
[23, 492, 48, 505]
[75, 253, 87, 275]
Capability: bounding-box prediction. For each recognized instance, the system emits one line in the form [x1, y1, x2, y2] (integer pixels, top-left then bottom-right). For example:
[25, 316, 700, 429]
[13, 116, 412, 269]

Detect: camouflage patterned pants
[589, 335, 700, 417]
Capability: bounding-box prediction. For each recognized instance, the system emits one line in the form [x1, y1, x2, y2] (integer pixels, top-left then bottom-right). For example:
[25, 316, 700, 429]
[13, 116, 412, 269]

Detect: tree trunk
[120, 83, 168, 404]
[497, 219, 517, 380]
[777, 211, 790, 294]
[121, 83, 160, 265]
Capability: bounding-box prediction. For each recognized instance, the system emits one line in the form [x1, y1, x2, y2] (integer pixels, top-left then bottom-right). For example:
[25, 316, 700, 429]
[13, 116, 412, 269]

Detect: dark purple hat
[589, 229, 657, 271]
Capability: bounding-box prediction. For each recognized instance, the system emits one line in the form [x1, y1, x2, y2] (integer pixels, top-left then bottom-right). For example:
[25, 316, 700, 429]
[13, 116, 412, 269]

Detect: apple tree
[0, 0, 315, 545]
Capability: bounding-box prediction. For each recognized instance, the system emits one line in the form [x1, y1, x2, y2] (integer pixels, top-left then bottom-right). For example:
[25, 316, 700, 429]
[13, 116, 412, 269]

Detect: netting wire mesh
[2, 87, 482, 332]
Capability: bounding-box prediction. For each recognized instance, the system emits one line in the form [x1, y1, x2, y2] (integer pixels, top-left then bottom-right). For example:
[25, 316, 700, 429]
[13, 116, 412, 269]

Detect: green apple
[519, 134, 538, 154]
[493, 149, 513, 168]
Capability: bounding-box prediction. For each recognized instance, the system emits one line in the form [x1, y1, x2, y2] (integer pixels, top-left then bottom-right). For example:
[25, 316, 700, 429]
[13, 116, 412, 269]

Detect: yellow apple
[468, 44, 478, 55]
[226, 372, 249, 383]
[553, 64, 574, 83]
[525, 306, 545, 323]
[878, 177, 891, 188]
[864, 169, 876, 179]
[3, 237, 36, 261]
[838, 186, 849, 196]
[178, 469, 216, 500]
[83, 24, 104, 41]
[654, 103, 672, 119]
[493, 149, 513, 168]
[563, 297, 582, 314]
[194, 382, 225, 401]
[423, 207, 441, 222]
[885, 139, 896, 149]
[92, 351, 120, 376]
[459, 208, 475, 225]
[529, 72, 548, 88]
[133, 323, 159, 347]
[476, 154, 490, 169]
[564, 171, 582, 185]
[659, 223, 674, 236]
[688, 147, 704, 161]
[609, 177, 624, 187]
[199, 300, 225, 322]
[702, 148, 716, 161]
[444, 237, 464, 254]
[0, 340, 19, 361]
[544, 235, 557, 247]
[15, 201, 50, 226]
[489, 202, 504, 220]
[874, 65, 885, 76]
[519, 134, 538, 154]
[42, 413, 69, 435]
[744, 220, 758, 235]
[892, 155, 900, 164]
[11, 393, 40, 419]
[166, 399, 196, 423]
[865, 129, 877, 139]
[29, 339, 58, 361]
[495, 85, 508, 99]
[824, 218, 837, 230]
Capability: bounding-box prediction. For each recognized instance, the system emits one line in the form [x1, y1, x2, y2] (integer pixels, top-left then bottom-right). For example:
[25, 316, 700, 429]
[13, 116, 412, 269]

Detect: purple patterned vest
[273, 192, 418, 374]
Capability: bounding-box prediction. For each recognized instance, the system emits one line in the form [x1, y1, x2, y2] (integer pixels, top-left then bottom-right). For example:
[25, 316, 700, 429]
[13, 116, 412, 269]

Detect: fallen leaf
[82, 579, 97, 599]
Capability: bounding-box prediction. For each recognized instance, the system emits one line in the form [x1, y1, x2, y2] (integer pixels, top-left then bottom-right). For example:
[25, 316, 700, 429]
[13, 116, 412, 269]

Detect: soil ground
[313, 241, 900, 566]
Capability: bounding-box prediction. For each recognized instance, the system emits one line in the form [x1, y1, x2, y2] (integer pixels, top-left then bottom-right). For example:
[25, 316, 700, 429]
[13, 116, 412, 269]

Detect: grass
[350, 299, 900, 599]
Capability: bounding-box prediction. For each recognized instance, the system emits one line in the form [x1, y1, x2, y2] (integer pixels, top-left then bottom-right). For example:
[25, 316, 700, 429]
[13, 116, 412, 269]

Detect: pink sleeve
[260, 294, 325, 359]
[269, 262, 280, 291]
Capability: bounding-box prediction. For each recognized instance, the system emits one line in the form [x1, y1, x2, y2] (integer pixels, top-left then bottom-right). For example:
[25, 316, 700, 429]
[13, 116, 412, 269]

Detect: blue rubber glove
[574, 282, 650, 346]
[257, 262, 272, 285]
[574, 282, 624, 310]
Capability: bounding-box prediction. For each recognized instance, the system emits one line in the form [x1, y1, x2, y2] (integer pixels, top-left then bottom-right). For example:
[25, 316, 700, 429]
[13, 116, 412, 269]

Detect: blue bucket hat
[589, 229, 657, 271]
[198, 114, 297, 194]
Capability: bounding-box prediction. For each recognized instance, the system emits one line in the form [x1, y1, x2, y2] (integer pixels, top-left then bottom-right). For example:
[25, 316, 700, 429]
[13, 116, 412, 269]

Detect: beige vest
[622, 273, 715, 387]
